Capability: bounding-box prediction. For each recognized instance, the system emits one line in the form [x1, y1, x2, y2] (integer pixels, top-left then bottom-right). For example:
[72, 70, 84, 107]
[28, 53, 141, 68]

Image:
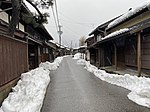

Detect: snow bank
[0, 67, 50, 112]
[73, 53, 82, 59]
[39, 57, 63, 70]
[0, 57, 63, 112]
[77, 59, 150, 108]
[73, 53, 85, 60]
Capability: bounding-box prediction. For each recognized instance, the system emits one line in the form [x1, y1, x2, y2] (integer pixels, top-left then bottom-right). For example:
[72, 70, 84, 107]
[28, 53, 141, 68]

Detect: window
[97, 34, 102, 41]
[19, 23, 25, 32]
[0, 9, 8, 23]
[46, 48, 49, 54]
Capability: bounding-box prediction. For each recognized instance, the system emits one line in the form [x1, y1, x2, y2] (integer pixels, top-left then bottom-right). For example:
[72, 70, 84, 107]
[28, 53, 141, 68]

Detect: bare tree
[8, 0, 53, 37]
[79, 36, 86, 46]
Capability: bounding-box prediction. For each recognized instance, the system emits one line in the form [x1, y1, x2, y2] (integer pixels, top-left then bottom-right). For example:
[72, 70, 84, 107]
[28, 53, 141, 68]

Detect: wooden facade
[87, 4, 150, 76]
[0, 34, 28, 87]
[0, 18, 28, 104]
[0, 1, 55, 104]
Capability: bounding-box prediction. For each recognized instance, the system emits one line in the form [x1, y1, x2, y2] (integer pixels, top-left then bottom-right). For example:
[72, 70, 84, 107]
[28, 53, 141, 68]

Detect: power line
[54, 0, 60, 27]
[54, 0, 63, 45]
[60, 18, 92, 28]
[63, 25, 81, 37]
[59, 12, 97, 28]
[51, 5, 58, 31]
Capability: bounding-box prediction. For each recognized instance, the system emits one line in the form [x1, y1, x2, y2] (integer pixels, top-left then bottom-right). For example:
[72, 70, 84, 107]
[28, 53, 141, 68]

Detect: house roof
[1, 1, 53, 40]
[130, 18, 150, 34]
[21, 2, 53, 40]
[102, 28, 129, 41]
[106, 0, 150, 31]
[89, 18, 150, 47]
[85, 36, 94, 42]
[89, 16, 120, 36]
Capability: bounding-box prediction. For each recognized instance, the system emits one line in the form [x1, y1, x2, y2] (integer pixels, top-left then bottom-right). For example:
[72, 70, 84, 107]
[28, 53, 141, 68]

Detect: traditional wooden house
[25, 24, 53, 69]
[87, 19, 116, 66]
[0, 1, 54, 104]
[45, 40, 61, 62]
[88, 2, 150, 76]
[21, 2, 54, 69]
[85, 36, 97, 65]
[0, 1, 28, 104]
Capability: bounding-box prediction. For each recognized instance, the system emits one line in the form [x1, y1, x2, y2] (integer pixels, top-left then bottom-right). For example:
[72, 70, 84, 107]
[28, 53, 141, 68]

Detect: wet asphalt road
[41, 57, 150, 112]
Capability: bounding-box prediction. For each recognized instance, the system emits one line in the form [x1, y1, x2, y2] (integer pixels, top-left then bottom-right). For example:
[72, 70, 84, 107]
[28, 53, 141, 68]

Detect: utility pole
[58, 25, 63, 45]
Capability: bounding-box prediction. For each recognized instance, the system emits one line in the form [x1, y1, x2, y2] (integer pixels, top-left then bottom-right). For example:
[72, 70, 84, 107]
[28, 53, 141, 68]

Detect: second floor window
[97, 34, 102, 41]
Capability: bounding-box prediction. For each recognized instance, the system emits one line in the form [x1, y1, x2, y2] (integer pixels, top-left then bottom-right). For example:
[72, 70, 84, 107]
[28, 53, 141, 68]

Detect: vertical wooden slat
[0, 35, 28, 87]
[98, 48, 100, 68]
[137, 32, 141, 77]
[0, 38, 3, 85]
[114, 44, 117, 70]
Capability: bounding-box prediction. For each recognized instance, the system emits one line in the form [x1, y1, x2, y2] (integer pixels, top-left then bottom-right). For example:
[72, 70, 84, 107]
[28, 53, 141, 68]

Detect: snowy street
[41, 56, 150, 112]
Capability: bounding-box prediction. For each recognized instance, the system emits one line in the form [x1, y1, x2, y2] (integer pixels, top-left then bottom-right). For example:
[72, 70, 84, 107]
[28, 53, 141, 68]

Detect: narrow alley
[41, 57, 150, 112]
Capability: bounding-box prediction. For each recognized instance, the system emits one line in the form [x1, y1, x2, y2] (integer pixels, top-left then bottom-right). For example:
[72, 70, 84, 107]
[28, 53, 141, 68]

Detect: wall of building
[0, 9, 8, 23]
[141, 29, 150, 69]
[19, 23, 25, 32]
[109, 11, 150, 33]
[0, 34, 28, 104]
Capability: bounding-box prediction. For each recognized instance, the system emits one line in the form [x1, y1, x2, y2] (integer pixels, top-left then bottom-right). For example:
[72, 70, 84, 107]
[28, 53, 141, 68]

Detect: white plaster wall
[0, 9, 8, 23]
[19, 23, 25, 32]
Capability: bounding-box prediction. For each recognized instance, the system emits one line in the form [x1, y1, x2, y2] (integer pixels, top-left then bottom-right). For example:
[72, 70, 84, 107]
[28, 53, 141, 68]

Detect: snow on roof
[74, 45, 87, 50]
[49, 40, 56, 44]
[107, 0, 150, 30]
[102, 28, 129, 40]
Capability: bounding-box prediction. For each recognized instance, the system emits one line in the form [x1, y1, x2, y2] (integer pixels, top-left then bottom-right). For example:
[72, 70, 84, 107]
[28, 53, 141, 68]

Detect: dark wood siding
[0, 35, 28, 87]
[125, 34, 150, 69]
[98, 47, 105, 67]
[141, 34, 150, 69]
[90, 48, 96, 65]
[125, 36, 137, 66]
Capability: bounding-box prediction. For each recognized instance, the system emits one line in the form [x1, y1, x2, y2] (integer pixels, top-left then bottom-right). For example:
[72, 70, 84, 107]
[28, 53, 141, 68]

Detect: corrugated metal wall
[0, 35, 28, 87]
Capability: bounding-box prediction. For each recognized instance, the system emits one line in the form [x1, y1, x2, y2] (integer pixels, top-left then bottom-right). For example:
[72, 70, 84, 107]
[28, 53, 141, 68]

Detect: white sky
[43, 0, 145, 48]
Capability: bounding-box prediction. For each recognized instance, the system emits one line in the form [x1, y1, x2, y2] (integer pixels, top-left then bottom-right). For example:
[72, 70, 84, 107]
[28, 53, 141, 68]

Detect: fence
[0, 34, 28, 87]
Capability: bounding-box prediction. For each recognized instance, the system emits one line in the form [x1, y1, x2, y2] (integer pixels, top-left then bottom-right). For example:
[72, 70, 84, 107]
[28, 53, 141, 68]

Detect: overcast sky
[44, 0, 145, 48]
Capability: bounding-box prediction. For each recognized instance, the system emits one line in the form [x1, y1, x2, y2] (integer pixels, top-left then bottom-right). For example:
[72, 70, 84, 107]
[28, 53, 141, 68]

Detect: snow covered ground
[73, 53, 85, 60]
[76, 57, 150, 108]
[39, 57, 63, 71]
[0, 57, 63, 112]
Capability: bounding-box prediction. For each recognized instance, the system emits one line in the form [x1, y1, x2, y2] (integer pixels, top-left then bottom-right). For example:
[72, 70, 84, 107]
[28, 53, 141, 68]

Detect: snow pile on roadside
[0, 67, 50, 112]
[0, 56, 64, 112]
[77, 59, 150, 108]
[73, 53, 85, 60]
[73, 53, 82, 59]
[77, 59, 86, 65]
[39, 57, 63, 70]
[83, 61, 98, 73]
